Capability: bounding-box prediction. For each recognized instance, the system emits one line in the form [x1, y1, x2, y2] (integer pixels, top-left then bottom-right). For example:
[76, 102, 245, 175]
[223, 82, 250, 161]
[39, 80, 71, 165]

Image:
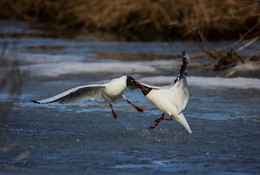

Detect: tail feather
[175, 113, 192, 134]
[174, 51, 191, 83]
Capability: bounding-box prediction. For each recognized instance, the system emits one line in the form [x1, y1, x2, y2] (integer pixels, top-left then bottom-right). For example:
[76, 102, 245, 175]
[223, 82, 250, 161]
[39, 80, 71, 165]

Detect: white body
[145, 78, 192, 133]
[103, 76, 128, 102]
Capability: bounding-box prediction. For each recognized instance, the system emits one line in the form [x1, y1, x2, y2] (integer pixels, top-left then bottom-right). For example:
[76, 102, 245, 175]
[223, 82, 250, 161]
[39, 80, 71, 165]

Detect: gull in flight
[32, 75, 143, 118]
[136, 52, 192, 133]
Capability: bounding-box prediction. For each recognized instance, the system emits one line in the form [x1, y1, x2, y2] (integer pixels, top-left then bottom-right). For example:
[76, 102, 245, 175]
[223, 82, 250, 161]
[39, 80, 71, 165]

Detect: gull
[136, 51, 192, 133]
[32, 75, 143, 118]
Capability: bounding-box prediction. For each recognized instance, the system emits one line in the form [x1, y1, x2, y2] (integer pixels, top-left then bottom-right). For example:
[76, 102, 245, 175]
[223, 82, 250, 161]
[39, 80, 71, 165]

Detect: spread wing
[32, 84, 106, 104]
[139, 82, 172, 90]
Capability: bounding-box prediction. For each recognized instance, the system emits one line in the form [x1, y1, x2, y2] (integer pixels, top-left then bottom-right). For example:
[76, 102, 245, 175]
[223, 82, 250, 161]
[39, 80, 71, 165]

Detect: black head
[126, 76, 137, 89]
[135, 82, 152, 96]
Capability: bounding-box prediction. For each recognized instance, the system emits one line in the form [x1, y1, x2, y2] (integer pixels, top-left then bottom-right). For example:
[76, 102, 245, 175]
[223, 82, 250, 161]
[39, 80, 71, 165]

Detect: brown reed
[0, 0, 259, 40]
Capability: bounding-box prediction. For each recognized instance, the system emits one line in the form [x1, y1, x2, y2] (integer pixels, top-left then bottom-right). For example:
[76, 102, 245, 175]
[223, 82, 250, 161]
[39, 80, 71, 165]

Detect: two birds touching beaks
[32, 52, 192, 134]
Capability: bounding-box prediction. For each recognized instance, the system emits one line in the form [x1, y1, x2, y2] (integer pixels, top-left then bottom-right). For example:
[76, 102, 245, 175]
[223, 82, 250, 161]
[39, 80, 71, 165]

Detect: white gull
[136, 52, 192, 133]
[32, 76, 143, 118]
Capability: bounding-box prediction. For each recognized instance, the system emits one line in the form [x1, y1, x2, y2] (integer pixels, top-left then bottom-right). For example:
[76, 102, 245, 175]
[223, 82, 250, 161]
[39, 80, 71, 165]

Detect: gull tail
[174, 51, 191, 83]
[175, 113, 192, 134]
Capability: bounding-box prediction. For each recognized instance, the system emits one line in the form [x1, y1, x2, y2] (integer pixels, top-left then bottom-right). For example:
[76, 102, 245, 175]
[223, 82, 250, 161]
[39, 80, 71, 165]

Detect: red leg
[109, 103, 117, 119]
[161, 116, 172, 121]
[148, 113, 164, 129]
[148, 113, 172, 129]
[125, 99, 143, 113]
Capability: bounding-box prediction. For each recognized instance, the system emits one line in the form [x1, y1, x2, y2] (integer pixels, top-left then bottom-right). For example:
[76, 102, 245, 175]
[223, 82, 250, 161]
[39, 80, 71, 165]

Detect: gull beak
[128, 81, 139, 90]
[135, 82, 142, 89]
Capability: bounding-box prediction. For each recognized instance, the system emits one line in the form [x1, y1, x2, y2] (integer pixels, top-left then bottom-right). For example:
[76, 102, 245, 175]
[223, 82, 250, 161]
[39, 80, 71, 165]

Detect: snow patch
[138, 76, 260, 89]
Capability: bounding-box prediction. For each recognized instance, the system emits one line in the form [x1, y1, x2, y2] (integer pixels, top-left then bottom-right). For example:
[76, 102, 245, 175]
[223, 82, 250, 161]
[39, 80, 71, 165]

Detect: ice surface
[1, 33, 259, 174]
[139, 76, 260, 89]
[232, 62, 260, 71]
[22, 62, 157, 77]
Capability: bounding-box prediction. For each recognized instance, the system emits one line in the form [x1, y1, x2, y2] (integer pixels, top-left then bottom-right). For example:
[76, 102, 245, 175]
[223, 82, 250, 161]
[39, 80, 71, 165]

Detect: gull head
[135, 82, 152, 96]
[126, 76, 139, 90]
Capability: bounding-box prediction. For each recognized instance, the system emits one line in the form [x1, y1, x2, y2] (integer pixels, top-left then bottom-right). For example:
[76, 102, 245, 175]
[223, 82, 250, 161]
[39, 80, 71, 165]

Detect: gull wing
[32, 84, 106, 104]
[169, 78, 189, 113]
[140, 82, 171, 90]
[174, 51, 191, 83]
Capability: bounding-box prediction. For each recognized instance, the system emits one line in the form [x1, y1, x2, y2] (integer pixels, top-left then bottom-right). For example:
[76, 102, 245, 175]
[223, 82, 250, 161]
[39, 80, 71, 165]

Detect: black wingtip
[174, 51, 189, 83]
[31, 100, 40, 104]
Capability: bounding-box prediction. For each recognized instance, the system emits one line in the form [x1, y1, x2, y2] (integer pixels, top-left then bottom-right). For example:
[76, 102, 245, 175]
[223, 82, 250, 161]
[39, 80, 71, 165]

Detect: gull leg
[161, 116, 172, 121]
[109, 103, 118, 119]
[126, 99, 144, 112]
[122, 95, 143, 113]
[148, 113, 165, 129]
[148, 113, 172, 129]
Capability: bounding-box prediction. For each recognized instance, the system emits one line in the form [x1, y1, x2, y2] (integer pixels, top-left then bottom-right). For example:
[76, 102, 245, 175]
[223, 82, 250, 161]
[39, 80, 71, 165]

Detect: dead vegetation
[0, 39, 25, 128]
[196, 20, 260, 72]
[0, 0, 259, 40]
[0, 35, 30, 167]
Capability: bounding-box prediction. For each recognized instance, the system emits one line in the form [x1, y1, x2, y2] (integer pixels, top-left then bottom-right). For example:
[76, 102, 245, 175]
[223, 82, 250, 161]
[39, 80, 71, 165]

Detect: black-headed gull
[136, 51, 192, 133]
[32, 75, 143, 118]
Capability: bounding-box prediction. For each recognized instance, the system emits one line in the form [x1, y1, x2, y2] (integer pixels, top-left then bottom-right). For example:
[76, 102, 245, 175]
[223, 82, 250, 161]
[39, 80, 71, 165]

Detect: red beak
[135, 82, 142, 89]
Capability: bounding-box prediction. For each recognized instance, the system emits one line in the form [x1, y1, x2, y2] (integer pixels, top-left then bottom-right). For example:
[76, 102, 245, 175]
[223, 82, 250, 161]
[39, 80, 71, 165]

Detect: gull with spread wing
[32, 75, 143, 118]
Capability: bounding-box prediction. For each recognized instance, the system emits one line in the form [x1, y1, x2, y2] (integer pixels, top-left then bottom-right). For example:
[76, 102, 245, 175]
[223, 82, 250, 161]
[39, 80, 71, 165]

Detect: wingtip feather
[31, 100, 41, 104]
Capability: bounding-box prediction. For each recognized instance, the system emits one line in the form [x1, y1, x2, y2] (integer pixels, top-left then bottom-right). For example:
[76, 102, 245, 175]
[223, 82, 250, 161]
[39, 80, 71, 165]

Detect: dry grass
[0, 0, 259, 40]
[0, 39, 25, 128]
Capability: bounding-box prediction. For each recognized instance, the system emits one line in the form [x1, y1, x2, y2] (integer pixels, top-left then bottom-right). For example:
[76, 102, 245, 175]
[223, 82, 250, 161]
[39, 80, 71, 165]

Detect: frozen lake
[0, 28, 259, 174]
